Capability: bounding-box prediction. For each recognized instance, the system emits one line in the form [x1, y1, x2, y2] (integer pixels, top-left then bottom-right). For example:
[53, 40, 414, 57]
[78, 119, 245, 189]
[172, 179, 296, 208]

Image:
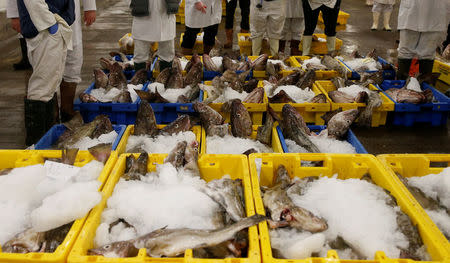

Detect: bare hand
[84, 10, 96, 26]
[10, 18, 21, 33]
[195, 1, 207, 13]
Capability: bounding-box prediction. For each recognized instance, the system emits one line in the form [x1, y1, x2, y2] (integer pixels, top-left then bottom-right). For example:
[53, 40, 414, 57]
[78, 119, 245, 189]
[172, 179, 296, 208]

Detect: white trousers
[250, 0, 286, 40]
[63, 0, 82, 84]
[27, 29, 68, 101]
[282, 18, 304, 41]
[398, 30, 445, 60]
[372, 2, 393, 13]
[134, 39, 175, 63]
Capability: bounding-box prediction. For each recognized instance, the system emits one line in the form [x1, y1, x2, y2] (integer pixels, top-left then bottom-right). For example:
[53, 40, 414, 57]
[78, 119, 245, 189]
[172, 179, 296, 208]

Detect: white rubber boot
[326, 36, 336, 54]
[371, 12, 380, 31]
[383, 11, 392, 31]
[252, 36, 263, 56]
[302, 35, 312, 56]
[269, 38, 279, 56]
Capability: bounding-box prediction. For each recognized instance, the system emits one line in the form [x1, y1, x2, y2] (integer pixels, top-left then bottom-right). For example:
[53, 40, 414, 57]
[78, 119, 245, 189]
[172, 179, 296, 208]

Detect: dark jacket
[130, 0, 179, 17]
[18, 0, 75, 39]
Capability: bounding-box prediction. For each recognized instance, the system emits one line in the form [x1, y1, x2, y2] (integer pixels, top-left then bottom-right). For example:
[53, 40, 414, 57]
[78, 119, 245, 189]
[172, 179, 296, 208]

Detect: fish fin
[62, 148, 79, 165]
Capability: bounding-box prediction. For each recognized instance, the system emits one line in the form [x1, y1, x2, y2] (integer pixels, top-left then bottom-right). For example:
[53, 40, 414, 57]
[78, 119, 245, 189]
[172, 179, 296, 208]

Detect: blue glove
[48, 23, 58, 34]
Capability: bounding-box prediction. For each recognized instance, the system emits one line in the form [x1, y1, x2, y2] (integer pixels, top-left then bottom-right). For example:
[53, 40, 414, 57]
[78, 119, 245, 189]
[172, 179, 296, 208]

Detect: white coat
[131, 0, 176, 42]
[398, 0, 449, 32]
[185, 0, 222, 28]
[308, 0, 337, 10]
[286, 0, 303, 18]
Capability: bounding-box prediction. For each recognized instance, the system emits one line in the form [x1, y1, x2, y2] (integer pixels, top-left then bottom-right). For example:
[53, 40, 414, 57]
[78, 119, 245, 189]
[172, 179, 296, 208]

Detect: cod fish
[160, 115, 192, 135]
[123, 152, 148, 181]
[328, 90, 355, 103]
[230, 99, 252, 138]
[164, 141, 188, 169]
[107, 62, 127, 90]
[165, 66, 184, 89]
[177, 84, 200, 103]
[207, 124, 229, 137]
[243, 87, 264, 103]
[88, 215, 266, 258]
[184, 62, 203, 87]
[88, 143, 112, 164]
[310, 93, 327, 103]
[203, 178, 246, 222]
[358, 90, 382, 127]
[281, 104, 320, 153]
[134, 101, 158, 137]
[263, 165, 328, 232]
[321, 55, 348, 79]
[278, 71, 303, 86]
[129, 69, 147, 85]
[185, 53, 201, 73]
[79, 93, 98, 103]
[203, 54, 219, 72]
[327, 109, 359, 139]
[385, 88, 427, 104]
[243, 79, 259, 93]
[193, 102, 225, 130]
[251, 54, 268, 71]
[269, 90, 295, 103]
[94, 68, 108, 89]
[256, 110, 274, 146]
[295, 70, 315, 90]
[193, 230, 248, 258]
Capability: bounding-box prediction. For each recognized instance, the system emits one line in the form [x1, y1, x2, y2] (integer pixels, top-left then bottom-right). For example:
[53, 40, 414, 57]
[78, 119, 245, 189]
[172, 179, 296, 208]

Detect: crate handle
[429, 161, 448, 168]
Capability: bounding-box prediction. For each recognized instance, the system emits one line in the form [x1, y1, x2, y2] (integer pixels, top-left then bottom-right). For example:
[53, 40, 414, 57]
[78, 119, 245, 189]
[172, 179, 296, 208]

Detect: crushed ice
[206, 134, 272, 154]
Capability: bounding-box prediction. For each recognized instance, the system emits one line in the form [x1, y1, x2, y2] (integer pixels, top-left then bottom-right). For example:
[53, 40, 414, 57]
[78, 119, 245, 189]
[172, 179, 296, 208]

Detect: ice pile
[285, 137, 356, 154]
[71, 130, 118, 150]
[94, 163, 222, 246]
[268, 59, 288, 69]
[0, 160, 103, 244]
[206, 135, 272, 154]
[272, 86, 316, 103]
[148, 83, 197, 103]
[345, 58, 381, 72]
[180, 57, 189, 70]
[406, 78, 422, 92]
[90, 84, 144, 103]
[211, 56, 224, 72]
[126, 131, 197, 153]
[407, 167, 450, 237]
[301, 57, 324, 70]
[338, 85, 371, 98]
[212, 87, 249, 103]
[271, 176, 412, 259]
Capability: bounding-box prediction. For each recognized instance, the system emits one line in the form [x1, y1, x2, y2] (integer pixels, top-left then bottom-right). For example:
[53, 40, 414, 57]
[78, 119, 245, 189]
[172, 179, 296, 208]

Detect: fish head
[87, 241, 139, 258]
[275, 164, 291, 187]
[161, 115, 192, 134]
[130, 69, 148, 85]
[327, 109, 359, 139]
[230, 99, 252, 138]
[88, 143, 112, 164]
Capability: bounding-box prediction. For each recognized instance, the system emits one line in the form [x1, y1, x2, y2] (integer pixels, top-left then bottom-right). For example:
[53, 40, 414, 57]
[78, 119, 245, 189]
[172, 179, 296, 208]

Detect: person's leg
[14, 37, 32, 70]
[203, 24, 219, 54]
[239, 0, 250, 32]
[158, 39, 176, 71]
[267, 2, 286, 56]
[225, 0, 237, 48]
[397, 29, 419, 79]
[25, 29, 67, 145]
[371, 2, 381, 31]
[280, 18, 291, 53]
[134, 39, 150, 71]
[443, 23, 450, 47]
[322, 0, 340, 53]
[382, 3, 393, 31]
[181, 26, 200, 55]
[417, 31, 445, 75]
[290, 18, 304, 55]
[250, 4, 266, 56]
[301, 0, 319, 55]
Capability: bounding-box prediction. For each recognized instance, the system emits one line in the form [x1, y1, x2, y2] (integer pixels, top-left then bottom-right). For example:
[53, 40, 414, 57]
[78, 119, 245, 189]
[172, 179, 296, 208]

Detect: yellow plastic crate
[318, 10, 350, 25]
[433, 59, 450, 85]
[299, 34, 343, 55]
[180, 33, 203, 54]
[247, 56, 305, 80]
[377, 154, 450, 252]
[200, 125, 283, 154]
[153, 55, 203, 78]
[116, 124, 202, 154]
[262, 81, 331, 125]
[0, 150, 118, 263]
[316, 80, 395, 127]
[68, 154, 261, 263]
[203, 80, 268, 124]
[291, 56, 342, 80]
[249, 153, 450, 263]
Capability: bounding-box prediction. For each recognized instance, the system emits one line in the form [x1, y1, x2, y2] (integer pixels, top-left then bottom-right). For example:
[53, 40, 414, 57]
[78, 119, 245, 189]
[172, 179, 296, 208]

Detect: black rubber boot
[134, 62, 146, 72]
[24, 98, 48, 146]
[45, 93, 58, 129]
[160, 60, 173, 72]
[13, 38, 32, 71]
[397, 58, 412, 80]
[419, 59, 435, 75]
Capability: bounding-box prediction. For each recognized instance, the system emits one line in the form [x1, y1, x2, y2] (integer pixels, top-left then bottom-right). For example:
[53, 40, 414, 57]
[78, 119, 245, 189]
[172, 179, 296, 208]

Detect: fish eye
[237, 113, 241, 117]
[104, 245, 111, 249]
[175, 124, 179, 128]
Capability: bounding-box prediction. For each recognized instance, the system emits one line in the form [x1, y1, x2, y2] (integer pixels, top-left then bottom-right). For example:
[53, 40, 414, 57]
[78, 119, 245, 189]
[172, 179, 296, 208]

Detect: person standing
[17, 0, 75, 146]
[397, 0, 449, 79]
[371, 0, 395, 31]
[181, 0, 222, 55]
[280, 0, 304, 55]
[6, 0, 31, 70]
[8, 0, 97, 122]
[224, 0, 250, 49]
[131, 0, 179, 72]
[250, 0, 286, 56]
[301, 0, 341, 56]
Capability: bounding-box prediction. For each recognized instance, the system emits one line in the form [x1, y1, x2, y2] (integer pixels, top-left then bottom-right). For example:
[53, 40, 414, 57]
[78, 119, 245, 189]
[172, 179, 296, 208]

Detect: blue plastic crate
[73, 82, 147, 125]
[379, 80, 450, 126]
[150, 90, 204, 123]
[111, 54, 152, 80]
[35, 124, 126, 150]
[277, 125, 368, 154]
[338, 56, 396, 80]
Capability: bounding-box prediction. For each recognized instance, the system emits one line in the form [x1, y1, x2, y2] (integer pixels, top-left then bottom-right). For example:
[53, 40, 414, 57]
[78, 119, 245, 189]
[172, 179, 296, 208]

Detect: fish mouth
[280, 209, 294, 222]
[87, 249, 103, 256]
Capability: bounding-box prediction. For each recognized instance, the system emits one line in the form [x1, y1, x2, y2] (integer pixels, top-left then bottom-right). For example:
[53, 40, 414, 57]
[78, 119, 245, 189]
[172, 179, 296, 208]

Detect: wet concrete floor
[0, 0, 448, 153]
